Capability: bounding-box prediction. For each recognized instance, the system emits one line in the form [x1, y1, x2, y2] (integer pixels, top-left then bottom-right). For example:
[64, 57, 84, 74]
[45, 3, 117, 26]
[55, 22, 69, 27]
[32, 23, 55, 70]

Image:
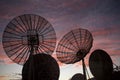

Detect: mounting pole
[28, 45, 35, 80]
[82, 58, 87, 80]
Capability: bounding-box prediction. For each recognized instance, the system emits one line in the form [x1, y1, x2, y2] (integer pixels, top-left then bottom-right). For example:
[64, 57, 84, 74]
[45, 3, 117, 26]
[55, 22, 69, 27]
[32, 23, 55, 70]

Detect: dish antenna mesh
[2, 14, 56, 65]
[56, 28, 93, 64]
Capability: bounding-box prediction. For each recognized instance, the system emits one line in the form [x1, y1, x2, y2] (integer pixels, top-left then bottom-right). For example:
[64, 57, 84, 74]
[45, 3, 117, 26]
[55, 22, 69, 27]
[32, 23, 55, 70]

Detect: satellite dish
[2, 14, 56, 65]
[22, 53, 60, 80]
[71, 73, 84, 80]
[89, 49, 113, 80]
[56, 28, 93, 80]
[56, 28, 93, 64]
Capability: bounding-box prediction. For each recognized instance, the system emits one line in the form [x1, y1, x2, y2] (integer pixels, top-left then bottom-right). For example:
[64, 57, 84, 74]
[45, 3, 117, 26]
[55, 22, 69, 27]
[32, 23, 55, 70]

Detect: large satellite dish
[2, 14, 56, 65]
[22, 53, 60, 80]
[89, 49, 113, 80]
[56, 28, 93, 64]
[56, 28, 93, 80]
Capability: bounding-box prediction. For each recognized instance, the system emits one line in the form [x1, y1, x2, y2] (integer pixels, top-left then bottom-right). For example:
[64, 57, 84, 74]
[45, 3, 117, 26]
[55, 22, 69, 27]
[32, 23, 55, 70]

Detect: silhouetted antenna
[56, 28, 93, 80]
[22, 53, 60, 80]
[112, 70, 120, 80]
[70, 73, 84, 80]
[2, 14, 56, 65]
[89, 49, 113, 80]
[88, 77, 96, 80]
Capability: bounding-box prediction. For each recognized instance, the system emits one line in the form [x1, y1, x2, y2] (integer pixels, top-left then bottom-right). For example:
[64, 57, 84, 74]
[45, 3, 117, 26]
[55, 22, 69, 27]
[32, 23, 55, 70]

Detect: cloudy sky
[0, 0, 120, 80]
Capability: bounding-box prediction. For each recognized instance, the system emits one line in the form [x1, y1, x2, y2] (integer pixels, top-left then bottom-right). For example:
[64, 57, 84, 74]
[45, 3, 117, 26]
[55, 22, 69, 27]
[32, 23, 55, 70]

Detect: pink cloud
[92, 27, 120, 37]
[0, 42, 14, 64]
[0, 54, 14, 64]
[92, 38, 120, 55]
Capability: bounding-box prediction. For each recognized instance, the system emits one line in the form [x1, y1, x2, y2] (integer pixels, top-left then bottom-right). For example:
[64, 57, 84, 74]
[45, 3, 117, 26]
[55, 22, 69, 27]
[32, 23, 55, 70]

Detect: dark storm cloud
[0, 0, 32, 19]
[0, 0, 34, 35]
[0, 0, 120, 18]
[0, 0, 120, 63]
[0, 0, 119, 23]
[36, 0, 120, 33]
[93, 0, 120, 15]
[0, 0, 120, 43]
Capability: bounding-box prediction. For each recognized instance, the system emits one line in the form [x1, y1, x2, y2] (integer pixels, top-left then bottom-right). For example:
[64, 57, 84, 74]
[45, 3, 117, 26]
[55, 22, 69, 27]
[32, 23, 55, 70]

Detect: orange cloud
[0, 73, 21, 80]
[0, 75, 8, 80]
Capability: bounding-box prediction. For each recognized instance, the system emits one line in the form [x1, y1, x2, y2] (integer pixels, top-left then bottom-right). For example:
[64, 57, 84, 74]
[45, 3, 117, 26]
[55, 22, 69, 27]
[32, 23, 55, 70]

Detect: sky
[0, 0, 120, 80]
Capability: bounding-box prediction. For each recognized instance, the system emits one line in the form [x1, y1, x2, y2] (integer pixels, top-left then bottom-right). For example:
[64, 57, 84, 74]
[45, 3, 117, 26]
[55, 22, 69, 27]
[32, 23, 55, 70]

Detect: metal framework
[2, 14, 56, 65]
[56, 28, 93, 80]
[56, 28, 93, 64]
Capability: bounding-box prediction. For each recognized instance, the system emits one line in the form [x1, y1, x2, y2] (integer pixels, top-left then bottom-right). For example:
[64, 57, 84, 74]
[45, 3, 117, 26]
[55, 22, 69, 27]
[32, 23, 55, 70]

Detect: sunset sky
[0, 0, 120, 80]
